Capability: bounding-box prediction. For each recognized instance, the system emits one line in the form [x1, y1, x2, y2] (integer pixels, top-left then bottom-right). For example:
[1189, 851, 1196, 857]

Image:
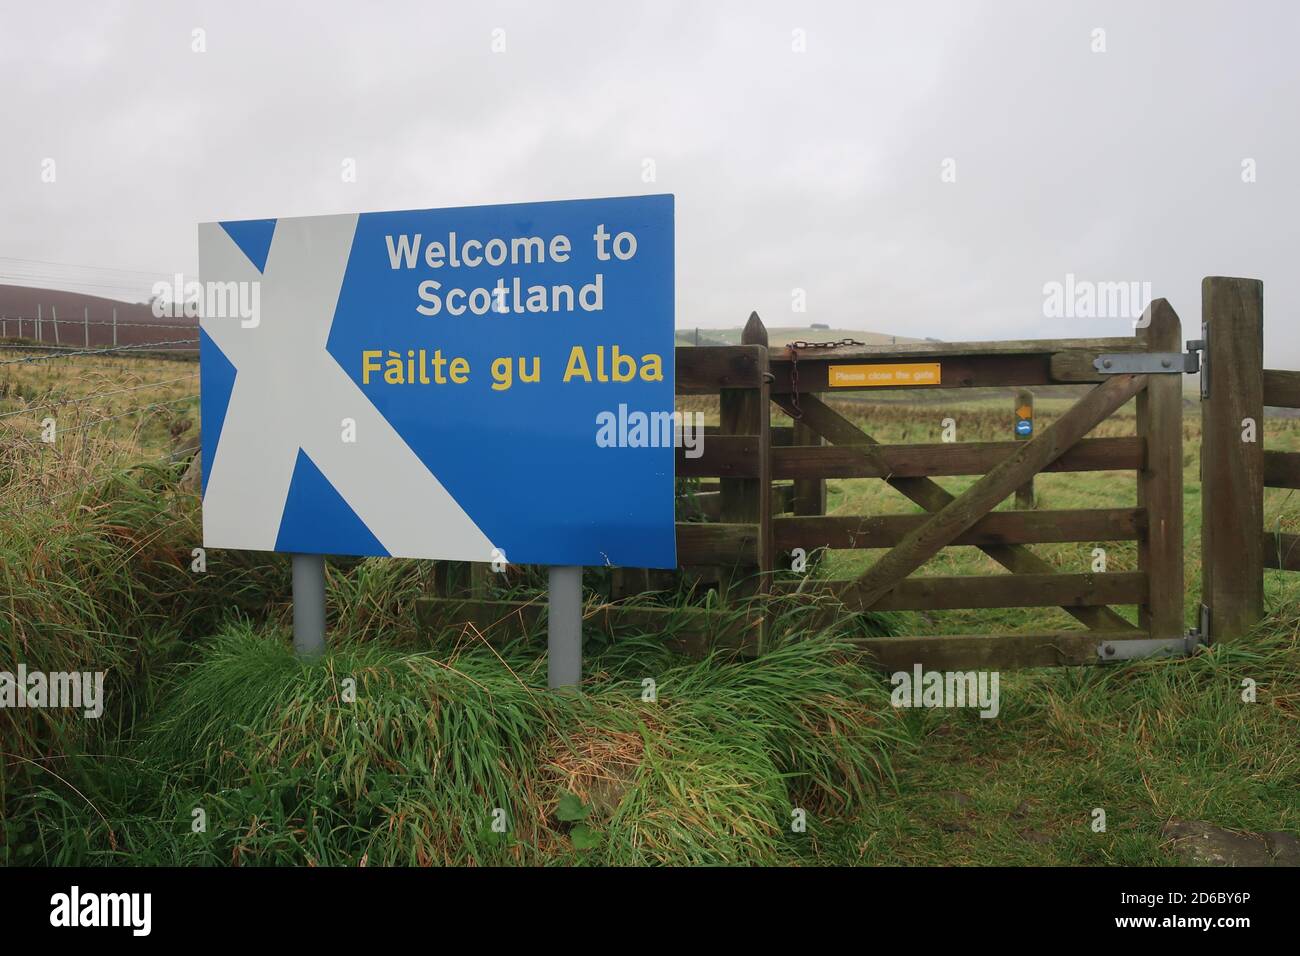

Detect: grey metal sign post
[548, 565, 582, 689]
[292, 553, 327, 657]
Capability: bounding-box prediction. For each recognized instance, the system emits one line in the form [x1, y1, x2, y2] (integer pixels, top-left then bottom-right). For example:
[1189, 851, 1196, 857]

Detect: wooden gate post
[792, 415, 826, 517]
[718, 312, 772, 601]
[1201, 276, 1264, 642]
[791, 405, 826, 573]
[1136, 300, 1184, 639]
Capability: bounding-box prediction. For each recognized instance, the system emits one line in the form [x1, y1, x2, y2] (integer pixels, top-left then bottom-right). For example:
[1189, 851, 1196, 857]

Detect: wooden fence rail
[1262, 451, 1300, 489]
[679, 436, 1145, 479]
[1262, 531, 1300, 571]
[1263, 369, 1300, 408]
[773, 508, 1144, 551]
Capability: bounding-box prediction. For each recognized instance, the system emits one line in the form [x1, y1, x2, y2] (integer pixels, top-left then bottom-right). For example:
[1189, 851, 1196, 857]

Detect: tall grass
[0, 449, 286, 854]
[16, 622, 905, 866]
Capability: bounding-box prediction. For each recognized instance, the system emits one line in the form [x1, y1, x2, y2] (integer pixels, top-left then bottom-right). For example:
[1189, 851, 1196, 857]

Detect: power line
[0, 275, 159, 297]
[0, 257, 182, 302]
[0, 269, 159, 289]
[0, 256, 172, 278]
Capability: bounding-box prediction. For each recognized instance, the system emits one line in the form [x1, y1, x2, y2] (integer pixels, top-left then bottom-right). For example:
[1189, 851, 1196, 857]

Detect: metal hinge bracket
[1095, 330, 1207, 396]
[1195, 322, 1209, 399]
[1094, 347, 1200, 376]
[1097, 614, 1208, 663]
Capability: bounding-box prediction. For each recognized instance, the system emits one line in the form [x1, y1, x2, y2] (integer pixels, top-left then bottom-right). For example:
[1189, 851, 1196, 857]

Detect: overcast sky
[2, 0, 1296, 361]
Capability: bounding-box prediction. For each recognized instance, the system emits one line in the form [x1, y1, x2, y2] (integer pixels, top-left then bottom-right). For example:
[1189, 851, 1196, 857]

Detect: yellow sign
[828, 363, 941, 388]
[1016, 405, 1033, 420]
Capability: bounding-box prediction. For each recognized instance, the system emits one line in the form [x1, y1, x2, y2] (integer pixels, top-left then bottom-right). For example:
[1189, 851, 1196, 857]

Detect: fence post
[112, 308, 118, 347]
[83, 307, 89, 347]
[754, 321, 773, 605]
[470, 562, 493, 598]
[792, 409, 826, 518]
[52, 306, 60, 345]
[432, 560, 493, 599]
[1014, 389, 1035, 508]
[718, 312, 771, 603]
[36, 304, 41, 343]
[1136, 300, 1184, 639]
[791, 389, 826, 573]
[1201, 276, 1264, 642]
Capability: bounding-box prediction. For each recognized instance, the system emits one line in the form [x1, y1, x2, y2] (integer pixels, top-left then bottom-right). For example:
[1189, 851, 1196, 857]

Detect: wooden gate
[420, 298, 1204, 671]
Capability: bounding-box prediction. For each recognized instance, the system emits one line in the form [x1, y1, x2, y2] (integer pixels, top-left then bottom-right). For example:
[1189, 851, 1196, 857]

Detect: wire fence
[3, 396, 199, 452]
[0, 340, 199, 367]
[0, 316, 201, 330]
[0, 374, 198, 422]
[0, 307, 200, 353]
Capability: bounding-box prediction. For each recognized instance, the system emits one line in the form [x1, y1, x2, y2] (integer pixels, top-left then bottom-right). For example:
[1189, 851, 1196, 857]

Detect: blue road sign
[1015, 419, 1033, 437]
[198, 195, 676, 568]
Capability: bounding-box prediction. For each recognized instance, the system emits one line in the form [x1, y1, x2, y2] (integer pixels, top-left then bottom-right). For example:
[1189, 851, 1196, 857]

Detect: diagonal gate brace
[843, 372, 1149, 612]
[771, 393, 1136, 630]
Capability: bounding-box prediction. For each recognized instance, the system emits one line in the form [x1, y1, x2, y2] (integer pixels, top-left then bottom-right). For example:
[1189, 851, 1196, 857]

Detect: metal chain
[788, 338, 865, 351]
[786, 338, 865, 420]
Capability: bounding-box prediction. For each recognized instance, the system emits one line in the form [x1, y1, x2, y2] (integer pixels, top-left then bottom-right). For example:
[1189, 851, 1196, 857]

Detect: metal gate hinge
[1196, 322, 1209, 399]
[1096, 629, 1205, 662]
[1096, 331, 1208, 396]
[1094, 343, 1202, 376]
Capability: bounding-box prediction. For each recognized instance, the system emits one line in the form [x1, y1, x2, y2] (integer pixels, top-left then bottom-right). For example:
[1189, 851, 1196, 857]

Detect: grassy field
[1, 346, 1296, 866]
[800, 397, 1300, 863]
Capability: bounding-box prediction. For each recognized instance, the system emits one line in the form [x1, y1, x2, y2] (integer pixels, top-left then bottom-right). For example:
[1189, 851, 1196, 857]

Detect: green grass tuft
[13, 621, 904, 866]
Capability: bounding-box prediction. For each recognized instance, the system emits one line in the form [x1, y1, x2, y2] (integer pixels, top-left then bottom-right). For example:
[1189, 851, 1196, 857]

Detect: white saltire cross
[198, 214, 495, 559]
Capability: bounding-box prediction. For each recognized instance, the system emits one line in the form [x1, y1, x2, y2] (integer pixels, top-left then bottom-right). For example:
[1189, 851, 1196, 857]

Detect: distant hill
[676, 325, 930, 348]
[0, 289, 931, 357]
[0, 285, 195, 350]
